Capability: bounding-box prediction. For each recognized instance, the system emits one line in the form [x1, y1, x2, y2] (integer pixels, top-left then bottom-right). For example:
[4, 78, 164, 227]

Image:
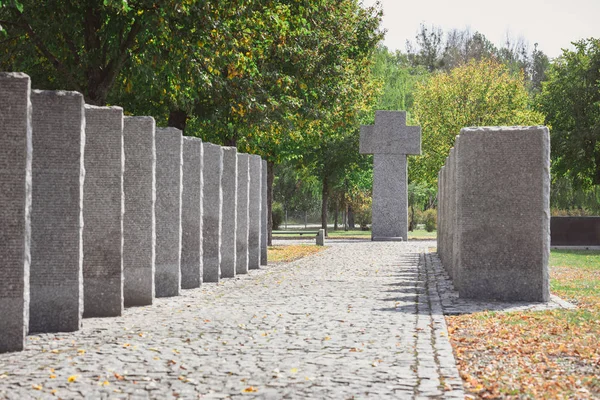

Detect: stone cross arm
[359, 110, 421, 155]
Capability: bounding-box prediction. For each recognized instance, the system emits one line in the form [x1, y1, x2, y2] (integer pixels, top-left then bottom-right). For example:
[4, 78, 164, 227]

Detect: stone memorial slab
[155, 128, 182, 297]
[220, 147, 237, 278]
[202, 143, 223, 282]
[29, 90, 85, 333]
[454, 126, 550, 302]
[248, 155, 262, 269]
[236, 153, 250, 275]
[181, 137, 203, 289]
[260, 159, 268, 266]
[0, 73, 32, 352]
[123, 116, 156, 307]
[82, 105, 124, 318]
[360, 111, 421, 241]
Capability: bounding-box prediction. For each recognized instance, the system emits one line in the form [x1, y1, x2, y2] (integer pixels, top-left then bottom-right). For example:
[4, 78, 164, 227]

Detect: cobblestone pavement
[0, 241, 464, 399]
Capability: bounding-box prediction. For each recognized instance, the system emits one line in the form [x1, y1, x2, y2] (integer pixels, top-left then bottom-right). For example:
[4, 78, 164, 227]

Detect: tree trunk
[348, 205, 355, 229]
[321, 176, 329, 236]
[595, 145, 600, 185]
[334, 199, 339, 230]
[267, 161, 275, 246]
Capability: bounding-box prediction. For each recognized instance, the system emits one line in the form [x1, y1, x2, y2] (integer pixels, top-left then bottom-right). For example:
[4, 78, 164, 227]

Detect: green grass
[325, 228, 437, 239]
[550, 249, 600, 270]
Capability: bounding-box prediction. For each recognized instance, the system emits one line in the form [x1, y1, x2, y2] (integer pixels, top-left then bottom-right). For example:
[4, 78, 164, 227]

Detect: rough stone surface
[123, 117, 156, 307]
[248, 155, 262, 269]
[155, 128, 182, 298]
[360, 111, 421, 242]
[441, 126, 550, 302]
[0, 240, 463, 399]
[260, 160, 268, 266]
[316, 229, 325, 246]
[29, 90, 85, 333]
[181, 137, 203, 289]
[220, 147, 237, 278]
[0, 72, 32, 352]
[236, 153, 250, 275]
[82, 105, 124, 318]
[202, 143, 223, 283]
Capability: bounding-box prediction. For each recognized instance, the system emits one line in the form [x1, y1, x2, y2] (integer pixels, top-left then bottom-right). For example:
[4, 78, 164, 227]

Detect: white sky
[362, 0, 599, 59]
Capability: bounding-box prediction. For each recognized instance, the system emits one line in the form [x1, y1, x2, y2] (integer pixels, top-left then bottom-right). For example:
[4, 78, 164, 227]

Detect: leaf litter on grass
[447, 250, 600, 399]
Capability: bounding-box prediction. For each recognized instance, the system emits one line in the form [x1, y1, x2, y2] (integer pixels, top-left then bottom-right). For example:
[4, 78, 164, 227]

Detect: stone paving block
[236, 153, 250, 275]
[260, 159, 268, 265]
[29, 90, 85, 333]
[248, 155, 262, 269]
[455, 127, 550, 302]
[155, 128, 182, 297]
[82, 105, 124, 318]
[181, 137, 203, 289]
[0, 72, 32, 352]
[202, 143, 223, 282]
[123, 116, 156, 307]
[220, 147, 237, 278]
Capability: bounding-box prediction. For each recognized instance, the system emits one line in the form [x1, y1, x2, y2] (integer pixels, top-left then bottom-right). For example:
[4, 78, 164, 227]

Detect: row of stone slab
[436, 126, 551, 303]
[0, 72, 268, 353]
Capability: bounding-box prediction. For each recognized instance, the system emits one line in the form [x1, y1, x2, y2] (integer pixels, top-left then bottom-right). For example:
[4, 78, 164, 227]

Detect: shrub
[272, 202, 284, 230]
[423, 209, 437, 232]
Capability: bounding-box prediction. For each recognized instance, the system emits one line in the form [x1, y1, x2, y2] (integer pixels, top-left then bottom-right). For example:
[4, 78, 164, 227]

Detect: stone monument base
[372, 237, 404, 242]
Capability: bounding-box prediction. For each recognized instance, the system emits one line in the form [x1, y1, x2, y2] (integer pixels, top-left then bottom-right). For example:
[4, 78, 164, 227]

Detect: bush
[272, 202, 284, 230]
[423, 209, 437, 232]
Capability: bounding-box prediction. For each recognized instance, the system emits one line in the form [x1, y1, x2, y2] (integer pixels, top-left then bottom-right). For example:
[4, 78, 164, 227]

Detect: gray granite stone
[82, 105, 124, 318]
[0, 73, 32, 352]
[359, 111, 421, 241]
[155, 128, 182, 297]
[260, 159, 268, 265]
[181, 137, 203, 289]
[29, 90, 85, 333]
[316, 229, 325, 246]
[236, 153, 250, 275]
[123, 116, 156, 307]
[248, 155, 262, 269]
[454, 127, 550, 302]
[220, 147, 237, 278]
[202, 143, 223, 283]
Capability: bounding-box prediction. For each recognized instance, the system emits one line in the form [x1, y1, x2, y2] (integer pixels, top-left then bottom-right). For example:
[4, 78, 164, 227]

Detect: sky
[361, 0, 599, 59]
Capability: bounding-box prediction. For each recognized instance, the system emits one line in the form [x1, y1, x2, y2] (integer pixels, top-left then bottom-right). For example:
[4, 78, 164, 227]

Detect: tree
[538, 38, 600, 188]
[411, 58, 545, 185]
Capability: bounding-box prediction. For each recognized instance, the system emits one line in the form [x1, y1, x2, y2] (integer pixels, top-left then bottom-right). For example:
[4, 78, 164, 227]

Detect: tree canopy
[537, 38, 600, 188]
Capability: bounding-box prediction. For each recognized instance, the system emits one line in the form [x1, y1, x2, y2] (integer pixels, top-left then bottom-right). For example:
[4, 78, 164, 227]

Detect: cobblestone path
[0, 241, 463, 399]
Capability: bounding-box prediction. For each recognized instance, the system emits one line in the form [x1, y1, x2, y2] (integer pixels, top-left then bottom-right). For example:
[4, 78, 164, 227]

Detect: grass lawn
[267, 245, 325, 263]
[323, 228, 437, 240]
[446, 250, 600, 399]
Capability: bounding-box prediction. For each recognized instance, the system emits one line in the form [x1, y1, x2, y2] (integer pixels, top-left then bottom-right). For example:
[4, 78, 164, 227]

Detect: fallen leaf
[242, 386, 258, 393]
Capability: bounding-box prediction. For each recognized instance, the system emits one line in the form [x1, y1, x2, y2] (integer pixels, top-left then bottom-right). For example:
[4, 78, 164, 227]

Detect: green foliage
[412, 58, 545, 185]
[423, 209, 437, 232]
[271, 202, 284, 230]
[551, 177, 600, 215]
[537, 38, 600, 188]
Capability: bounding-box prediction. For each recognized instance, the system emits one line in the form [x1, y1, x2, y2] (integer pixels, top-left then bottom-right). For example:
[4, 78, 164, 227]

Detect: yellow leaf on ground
[242, 386, 258, 393]
[67, 375, 78, 383]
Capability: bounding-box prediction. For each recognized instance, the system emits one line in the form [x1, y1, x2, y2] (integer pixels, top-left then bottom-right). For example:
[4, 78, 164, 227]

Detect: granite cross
[360, 110, 421, 241]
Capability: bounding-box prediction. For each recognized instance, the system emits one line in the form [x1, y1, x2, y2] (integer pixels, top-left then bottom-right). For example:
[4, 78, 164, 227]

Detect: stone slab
[248, 155, 262, 269]
[455, 126, 550, 302]
[0, 72, 32, 352]
[82, 105, 124, 318]
[202, 143, 223, 282]
[359, 111, 421, 155]
[371, 154, 408, 241]
[123, 116, 156, 307]
[550, 216, 600, 246]
[155, 128, 182, 297]
[260, 160, 268, 265]
[220, 147, 237, 278]
[29, 90, 85, 333]
[236, 153, 250, 275]
[181, 137, 203, 289]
